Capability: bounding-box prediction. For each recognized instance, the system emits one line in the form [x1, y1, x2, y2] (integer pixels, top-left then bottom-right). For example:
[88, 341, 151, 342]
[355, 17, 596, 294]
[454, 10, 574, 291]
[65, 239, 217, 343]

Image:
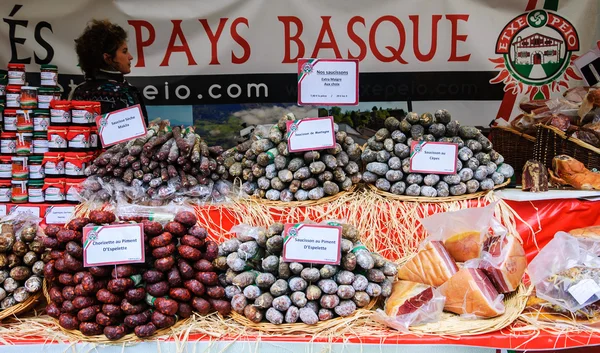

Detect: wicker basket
[534, 124, 600, 171]
[0, 292, 43, 321]
[230, 299, 378, 334]
[42, 280, 190, 343]
[366, 179, 510, 202]
[489, 126, 536, 185]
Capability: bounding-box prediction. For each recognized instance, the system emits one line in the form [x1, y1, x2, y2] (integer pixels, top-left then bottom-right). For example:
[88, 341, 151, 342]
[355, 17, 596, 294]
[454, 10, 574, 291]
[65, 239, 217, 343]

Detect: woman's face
[106, 41, 133, 74]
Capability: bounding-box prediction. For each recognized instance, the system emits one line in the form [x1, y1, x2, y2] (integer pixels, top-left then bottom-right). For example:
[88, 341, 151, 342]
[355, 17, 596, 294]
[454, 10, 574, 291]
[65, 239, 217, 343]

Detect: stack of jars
[0, 62, 72, 204]
[43, 100, 102, 203]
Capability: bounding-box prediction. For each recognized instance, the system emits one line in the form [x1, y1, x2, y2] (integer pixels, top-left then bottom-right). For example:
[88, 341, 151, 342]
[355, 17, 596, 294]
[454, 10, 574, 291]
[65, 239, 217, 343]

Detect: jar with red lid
[15, 132, 32, 155]
[3, 109, 17, 131]
[0, 132, 17, 154]
[6, 85, 21, 108]
[7, 63, 26, 85]
[50, 100, 71, 124]
[64, 152, 89, 176]
[44, 178, 65, 202]
[0, 180, 10, 202]
[71, 101, 101, 125]
[65, 178, 82, 203]
[48, 126, 68, 149]
[43, 152, 65, 175]
[67, 126, 91, 149]
[0, 156, 12, 179]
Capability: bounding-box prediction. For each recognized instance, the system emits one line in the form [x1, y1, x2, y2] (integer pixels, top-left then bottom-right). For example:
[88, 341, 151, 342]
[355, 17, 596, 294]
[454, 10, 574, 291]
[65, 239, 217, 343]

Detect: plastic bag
[230, 224, 266, 242]
[373, 283, 445, 332]
[420, 203, 497, 262]
[528, 231, 600, 312]
[115, 200, 195, 224]
[0, 211, 43, 243]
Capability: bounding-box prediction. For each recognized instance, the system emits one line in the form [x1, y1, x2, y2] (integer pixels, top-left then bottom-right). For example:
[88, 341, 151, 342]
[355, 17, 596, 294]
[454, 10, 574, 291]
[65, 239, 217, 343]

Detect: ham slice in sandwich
[384, 281, 435, 317]
[439, 268, 505, 318]
[479, 234, 527, 293]
[398, 241, 458, 287]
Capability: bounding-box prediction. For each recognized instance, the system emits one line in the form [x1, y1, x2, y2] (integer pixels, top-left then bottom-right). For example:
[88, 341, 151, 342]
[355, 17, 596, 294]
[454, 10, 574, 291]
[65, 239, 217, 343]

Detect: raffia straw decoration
[515, 299, 600, 337]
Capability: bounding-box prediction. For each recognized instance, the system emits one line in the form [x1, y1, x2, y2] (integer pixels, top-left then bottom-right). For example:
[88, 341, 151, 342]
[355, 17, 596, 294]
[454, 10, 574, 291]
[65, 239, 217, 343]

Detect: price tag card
[96, 104, 147, 147]
[83, 224, 145, 267]
[9, 205, 41, 218]
[574, 45, 600, 86]
[286, 117, 336, 153]
[45, 206, 75, 225]
[297, 58, 359, 106]
[282, 224, 342, 265]
[409, 141, 458, 175]
[568, 278, 600, 305]
[0, 205, 6, 218]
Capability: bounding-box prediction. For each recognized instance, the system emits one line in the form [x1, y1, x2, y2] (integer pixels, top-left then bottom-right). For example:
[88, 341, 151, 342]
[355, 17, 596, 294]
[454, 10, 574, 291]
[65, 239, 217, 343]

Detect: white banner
[0, 0, 597, 132]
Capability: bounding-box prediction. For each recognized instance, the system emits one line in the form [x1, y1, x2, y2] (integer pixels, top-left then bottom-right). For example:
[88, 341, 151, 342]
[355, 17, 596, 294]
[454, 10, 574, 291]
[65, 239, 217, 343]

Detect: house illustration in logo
[512, 33, 562, 66]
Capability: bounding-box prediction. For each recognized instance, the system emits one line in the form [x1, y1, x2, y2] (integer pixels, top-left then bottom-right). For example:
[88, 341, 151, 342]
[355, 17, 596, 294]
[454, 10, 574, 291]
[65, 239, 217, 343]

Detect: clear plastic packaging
[528, 231, 600, 312]
[420, 202, 497, 262]
[374, 281, 445, 332]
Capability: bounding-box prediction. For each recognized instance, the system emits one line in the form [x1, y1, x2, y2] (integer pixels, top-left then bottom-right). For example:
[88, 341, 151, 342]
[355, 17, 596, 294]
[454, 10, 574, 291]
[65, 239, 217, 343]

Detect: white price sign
[9, 206, 41, 218]
[409, 141, 459, 175]
[96, 104, 147, 147]
[297, 58, 359, 106]
[83, 224, 145, 267]
[568, 278, 600, 305]
[45, 206, 75, 225]
[282, 224, 342, 265]
[286, 117, 336, 153]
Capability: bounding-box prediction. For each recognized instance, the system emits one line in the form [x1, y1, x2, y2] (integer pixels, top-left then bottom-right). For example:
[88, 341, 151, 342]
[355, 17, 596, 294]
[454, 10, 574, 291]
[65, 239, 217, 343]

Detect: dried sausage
[73, 296, 95, 309]
[164, 221, 186, 236]
[44, 261, 56, 279]
[203, 241, 218, 261]
[142, 270, 164, 284]
[104, 325, 127, 340]
[77, 305, 100, 322]
[181, 235, 204, 249]
[191, 297, 210, 315]
[96, 312, 119, 326]
[81, 273, 95, 292]
[177, 245, 202, 261]
[183, 280, 205, 296]
[107, 278, 134, 293]
[152, 243, 176, 258]
[124, 310, 152, 328]
[49, 286, 64, 304]
[153, 297, 178, 316]
[167, 267, 182, 287]
[151, 311, 176, 329]
[142, 220, 163, 236]
[73, 271, 87, 284]
[146, 281, 169, 297]
[96, 289, 121, 304]
[89, 266, 111, 277]
[61, 300, 77, 314]
[46, 302, 61, 318]
[169, 288, 191, 302]
[174, 211, 197, 227]
[188, 225, 207, 240]
[111, 265, 136, 279]
[58, 313, 79, 330]
[206, 286, 225, 299]
[192, 259, 213, 272]
[134, 323, 157, 338]
[45, 224, 62, 237]
[58, 273, 75, 286]
[89, 210, 116, 224]
[79, 322, 103, 336]
[57, 229, 81, 244]
[154, 256, 175, 272]
[149, 232, 173, 248]
[177, 259, 194, 279]
[195, 272, 218, 286]
[102, 304, 123, 317]
[62, 286, 76, 301]
[177, 303, 192, 318]
[121, 299, 146, 315]
[66, 217, 90, 231]
[125, 288, 146, 303]
[209, 299, 231, 316]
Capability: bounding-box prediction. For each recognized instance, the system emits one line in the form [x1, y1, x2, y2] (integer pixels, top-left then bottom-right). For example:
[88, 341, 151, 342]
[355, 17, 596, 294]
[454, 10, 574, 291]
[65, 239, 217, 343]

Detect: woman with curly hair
[69, 19, 148, 122]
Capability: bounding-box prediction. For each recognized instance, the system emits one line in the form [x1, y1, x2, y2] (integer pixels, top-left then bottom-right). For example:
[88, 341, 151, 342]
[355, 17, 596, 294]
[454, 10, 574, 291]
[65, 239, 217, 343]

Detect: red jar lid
[7, 63, 25, 69]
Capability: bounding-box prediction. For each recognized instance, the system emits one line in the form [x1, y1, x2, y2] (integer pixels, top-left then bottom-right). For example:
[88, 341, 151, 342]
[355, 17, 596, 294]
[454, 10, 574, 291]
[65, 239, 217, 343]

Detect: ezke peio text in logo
[490, 9, 582, 100]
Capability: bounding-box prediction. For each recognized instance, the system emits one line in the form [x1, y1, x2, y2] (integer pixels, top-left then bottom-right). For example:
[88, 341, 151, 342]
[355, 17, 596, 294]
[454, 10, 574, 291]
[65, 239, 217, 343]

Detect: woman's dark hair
[75, 19, 128, 78]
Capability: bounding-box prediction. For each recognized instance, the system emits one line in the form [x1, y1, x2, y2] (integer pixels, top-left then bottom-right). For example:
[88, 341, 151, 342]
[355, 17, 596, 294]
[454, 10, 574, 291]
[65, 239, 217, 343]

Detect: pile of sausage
[42, 210, 230, 340]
